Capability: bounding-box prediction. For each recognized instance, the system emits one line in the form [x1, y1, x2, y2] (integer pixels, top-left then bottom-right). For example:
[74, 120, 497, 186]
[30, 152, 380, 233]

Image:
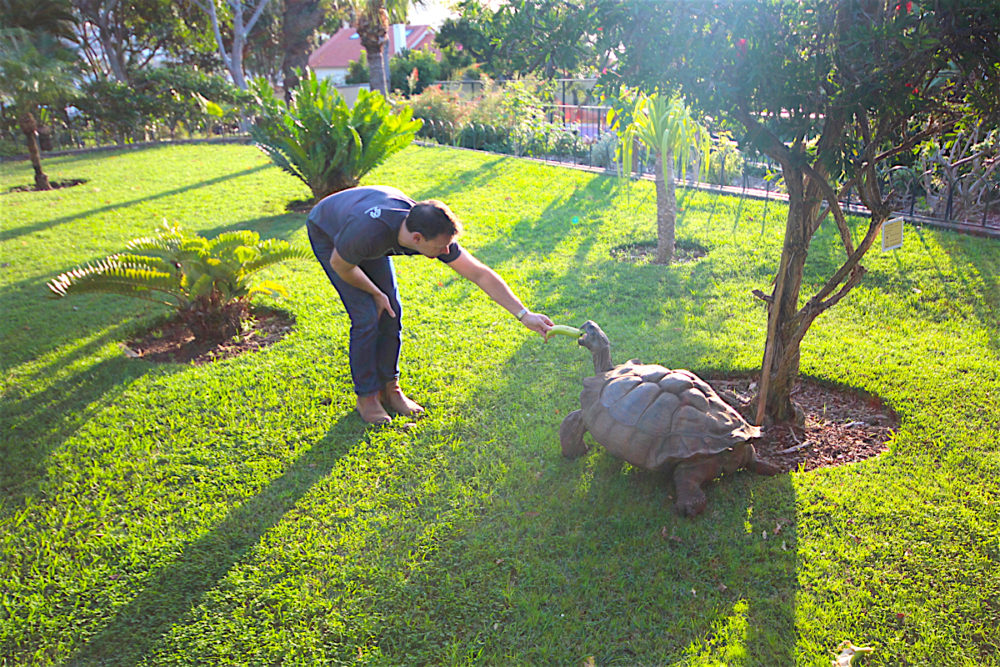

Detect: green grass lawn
[2, 143, 999, 666]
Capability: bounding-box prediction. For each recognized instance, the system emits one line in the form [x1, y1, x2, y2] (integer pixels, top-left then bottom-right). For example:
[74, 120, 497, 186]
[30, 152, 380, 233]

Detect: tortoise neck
[592, 347, 613, 374]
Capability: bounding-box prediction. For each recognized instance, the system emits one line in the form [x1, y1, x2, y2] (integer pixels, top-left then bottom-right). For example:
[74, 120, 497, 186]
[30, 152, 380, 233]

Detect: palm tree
[0, 0, 78, 190]
[0, 0, 77, 40]
[613, 90, 711, 264]
[280, 0, 325, 100]
[0, 32, 78, 190]
[350, 0, 412, 97]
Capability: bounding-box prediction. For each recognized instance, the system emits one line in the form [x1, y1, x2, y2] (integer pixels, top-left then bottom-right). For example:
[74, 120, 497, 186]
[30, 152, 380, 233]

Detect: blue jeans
[307, 222, 403, 396]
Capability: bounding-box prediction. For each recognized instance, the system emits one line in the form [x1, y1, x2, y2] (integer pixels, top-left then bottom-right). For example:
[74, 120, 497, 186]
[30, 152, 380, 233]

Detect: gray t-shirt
[306, 185, 462, 265]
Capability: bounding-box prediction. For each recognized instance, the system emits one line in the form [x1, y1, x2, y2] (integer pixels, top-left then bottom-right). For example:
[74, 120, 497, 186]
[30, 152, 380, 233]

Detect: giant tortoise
[559, 321, 779, 517]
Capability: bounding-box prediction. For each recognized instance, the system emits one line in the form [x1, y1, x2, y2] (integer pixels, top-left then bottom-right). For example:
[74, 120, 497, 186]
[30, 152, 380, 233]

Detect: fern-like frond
[247, 280, 289, 299]
[240, 243, 312, 275]
[47, 258, 183, 306]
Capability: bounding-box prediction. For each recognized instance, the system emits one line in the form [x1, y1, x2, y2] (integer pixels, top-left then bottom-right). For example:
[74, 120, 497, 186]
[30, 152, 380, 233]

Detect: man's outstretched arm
[446, 251, 553, 336]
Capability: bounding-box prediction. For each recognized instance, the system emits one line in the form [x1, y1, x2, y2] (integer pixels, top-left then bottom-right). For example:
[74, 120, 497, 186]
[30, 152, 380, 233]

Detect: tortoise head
[578, 320, 613, 374]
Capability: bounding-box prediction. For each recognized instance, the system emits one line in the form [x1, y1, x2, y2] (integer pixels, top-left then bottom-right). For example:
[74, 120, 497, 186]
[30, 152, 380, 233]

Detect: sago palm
[47, 222, 311, 343]
[613, 90, 712, 263]
[249, 70, 422, 202]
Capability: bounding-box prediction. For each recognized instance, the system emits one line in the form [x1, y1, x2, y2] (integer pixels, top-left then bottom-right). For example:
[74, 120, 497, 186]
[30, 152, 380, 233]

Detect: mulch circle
[122, 309, 295, 365]
[709, 375, 897, 473]
[610, 239, 708, 264]
[5, 178, 88, 193]
[286, 198, 314, 213]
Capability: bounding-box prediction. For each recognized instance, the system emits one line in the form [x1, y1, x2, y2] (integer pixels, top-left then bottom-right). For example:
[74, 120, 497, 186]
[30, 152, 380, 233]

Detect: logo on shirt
[365, 206, 382, 219]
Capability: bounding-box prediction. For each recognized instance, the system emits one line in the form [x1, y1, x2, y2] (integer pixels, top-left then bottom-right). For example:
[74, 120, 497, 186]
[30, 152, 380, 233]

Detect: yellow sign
[882, 217, 904, 251]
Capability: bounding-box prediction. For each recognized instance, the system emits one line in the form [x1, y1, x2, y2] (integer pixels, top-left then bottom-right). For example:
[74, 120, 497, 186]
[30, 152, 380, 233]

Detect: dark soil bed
[5, 178, 87, 193]
[710, 375, 897, 473]
[610, 239, 708, 264]
[122, 308, 295, 365]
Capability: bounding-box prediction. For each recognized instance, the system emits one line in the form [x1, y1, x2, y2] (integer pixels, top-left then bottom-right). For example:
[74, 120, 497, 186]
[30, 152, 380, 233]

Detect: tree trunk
[654, 150, 676, 264]
[181, 295, 248, 343]
[280, 0, 322, 102]
[757, 166, 811, 423]
[357, 5, 390, 97]
[20, 110, 52, 191]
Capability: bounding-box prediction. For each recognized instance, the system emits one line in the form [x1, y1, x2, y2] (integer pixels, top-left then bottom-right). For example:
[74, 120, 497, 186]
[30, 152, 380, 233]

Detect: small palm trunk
[181, 298, 248, 343]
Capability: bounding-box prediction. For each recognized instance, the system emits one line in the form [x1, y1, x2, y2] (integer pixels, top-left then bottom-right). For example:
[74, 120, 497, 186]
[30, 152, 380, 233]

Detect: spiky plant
[611, 90, 712, 264]
[249, 70, 422, 202]
[47, 222, 311, 343]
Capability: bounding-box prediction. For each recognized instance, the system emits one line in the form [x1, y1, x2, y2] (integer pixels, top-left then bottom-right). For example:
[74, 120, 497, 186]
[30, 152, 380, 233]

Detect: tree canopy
[596, 0, 1000, 421]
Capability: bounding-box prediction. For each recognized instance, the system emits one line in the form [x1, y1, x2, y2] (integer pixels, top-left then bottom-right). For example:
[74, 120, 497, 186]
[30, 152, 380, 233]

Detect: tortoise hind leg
[559, 410, 590, 458]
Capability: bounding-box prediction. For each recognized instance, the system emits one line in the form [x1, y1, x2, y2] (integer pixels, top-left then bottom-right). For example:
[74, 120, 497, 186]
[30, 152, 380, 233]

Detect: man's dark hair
[405, 200, 462, 239]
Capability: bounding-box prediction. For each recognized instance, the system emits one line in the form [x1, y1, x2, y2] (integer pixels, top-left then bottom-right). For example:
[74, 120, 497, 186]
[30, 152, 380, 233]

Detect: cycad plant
[249, 70, 422, 202]
[611, 90, 712, 263]
[47, 222, 311, 343]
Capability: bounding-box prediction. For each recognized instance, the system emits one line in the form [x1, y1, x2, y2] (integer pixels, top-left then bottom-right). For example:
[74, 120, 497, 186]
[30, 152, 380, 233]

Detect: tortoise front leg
[559, 410, 590, 458]
[672, 458, 724, 517]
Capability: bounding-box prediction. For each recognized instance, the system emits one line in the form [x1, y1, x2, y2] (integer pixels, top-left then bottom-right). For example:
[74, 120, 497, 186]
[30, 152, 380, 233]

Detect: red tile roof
[309, 24, 440, 69]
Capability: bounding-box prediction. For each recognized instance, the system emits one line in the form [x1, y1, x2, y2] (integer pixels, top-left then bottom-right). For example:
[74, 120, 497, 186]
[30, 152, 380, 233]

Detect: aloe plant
[47, 222, 311, 343]
[610, 90, 712, 264]
[249, 70, 423, 202]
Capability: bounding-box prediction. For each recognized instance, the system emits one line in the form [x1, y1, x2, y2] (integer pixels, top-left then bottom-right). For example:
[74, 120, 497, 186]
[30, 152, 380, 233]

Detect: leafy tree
[47, 222, 311, 343]
[1, 0, 77, 40]
[605, 0, 1000, 422]
[188, 0, 272, 91]
[72, 0, 213, 84]
[0, 22, 78, 189]
[610, 89, 710, 264]
[435, 0, 619, 78]
[389, 47, 440, 95]
[345, 50, 369, 85]
[249, 70, 422, 201]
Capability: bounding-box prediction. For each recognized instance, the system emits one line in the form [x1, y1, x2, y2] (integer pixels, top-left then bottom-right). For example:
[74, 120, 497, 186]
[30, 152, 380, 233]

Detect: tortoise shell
[579, 361, 760, 470]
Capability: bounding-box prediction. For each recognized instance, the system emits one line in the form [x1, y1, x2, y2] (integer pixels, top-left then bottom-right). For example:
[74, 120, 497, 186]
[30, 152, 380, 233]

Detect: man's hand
[373, 291, 397, 319]
[521, 311, 553, 337]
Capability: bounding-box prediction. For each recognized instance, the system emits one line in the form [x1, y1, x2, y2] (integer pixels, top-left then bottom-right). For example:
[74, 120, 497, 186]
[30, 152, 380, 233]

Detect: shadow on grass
[65, 414, 361, 667]
[406, 154, 511, 202]
[0, 164, 272, 243]
[357, 336, 799, 663]
[0, 325, 165, 516]
[0, 210, 309, 371]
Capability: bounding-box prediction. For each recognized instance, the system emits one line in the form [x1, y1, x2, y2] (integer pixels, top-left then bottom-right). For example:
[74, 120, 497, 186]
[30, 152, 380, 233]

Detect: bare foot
[381, 381, 425, 417]
[356, 393, 391, 425]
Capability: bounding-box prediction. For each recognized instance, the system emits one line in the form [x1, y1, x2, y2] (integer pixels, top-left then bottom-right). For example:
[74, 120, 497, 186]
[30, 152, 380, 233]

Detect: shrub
[408, 85, 470, 143]
[47, 222, 311, 343]
[389, 48, 441, 96]
[74, 67, 245, 144]
[249, 70, 422, 201]
[346, 51, 368, 85]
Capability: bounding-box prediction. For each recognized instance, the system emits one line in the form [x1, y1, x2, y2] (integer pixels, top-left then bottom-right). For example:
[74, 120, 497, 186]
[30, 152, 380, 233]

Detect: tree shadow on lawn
[359, 339, 800, 664]
[0, 164, 272, 244]
[0, 324, 167, 516]
[65, 414, 361, 667]
[463, 174, 619, 268]
[405, 154, 511, 203]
